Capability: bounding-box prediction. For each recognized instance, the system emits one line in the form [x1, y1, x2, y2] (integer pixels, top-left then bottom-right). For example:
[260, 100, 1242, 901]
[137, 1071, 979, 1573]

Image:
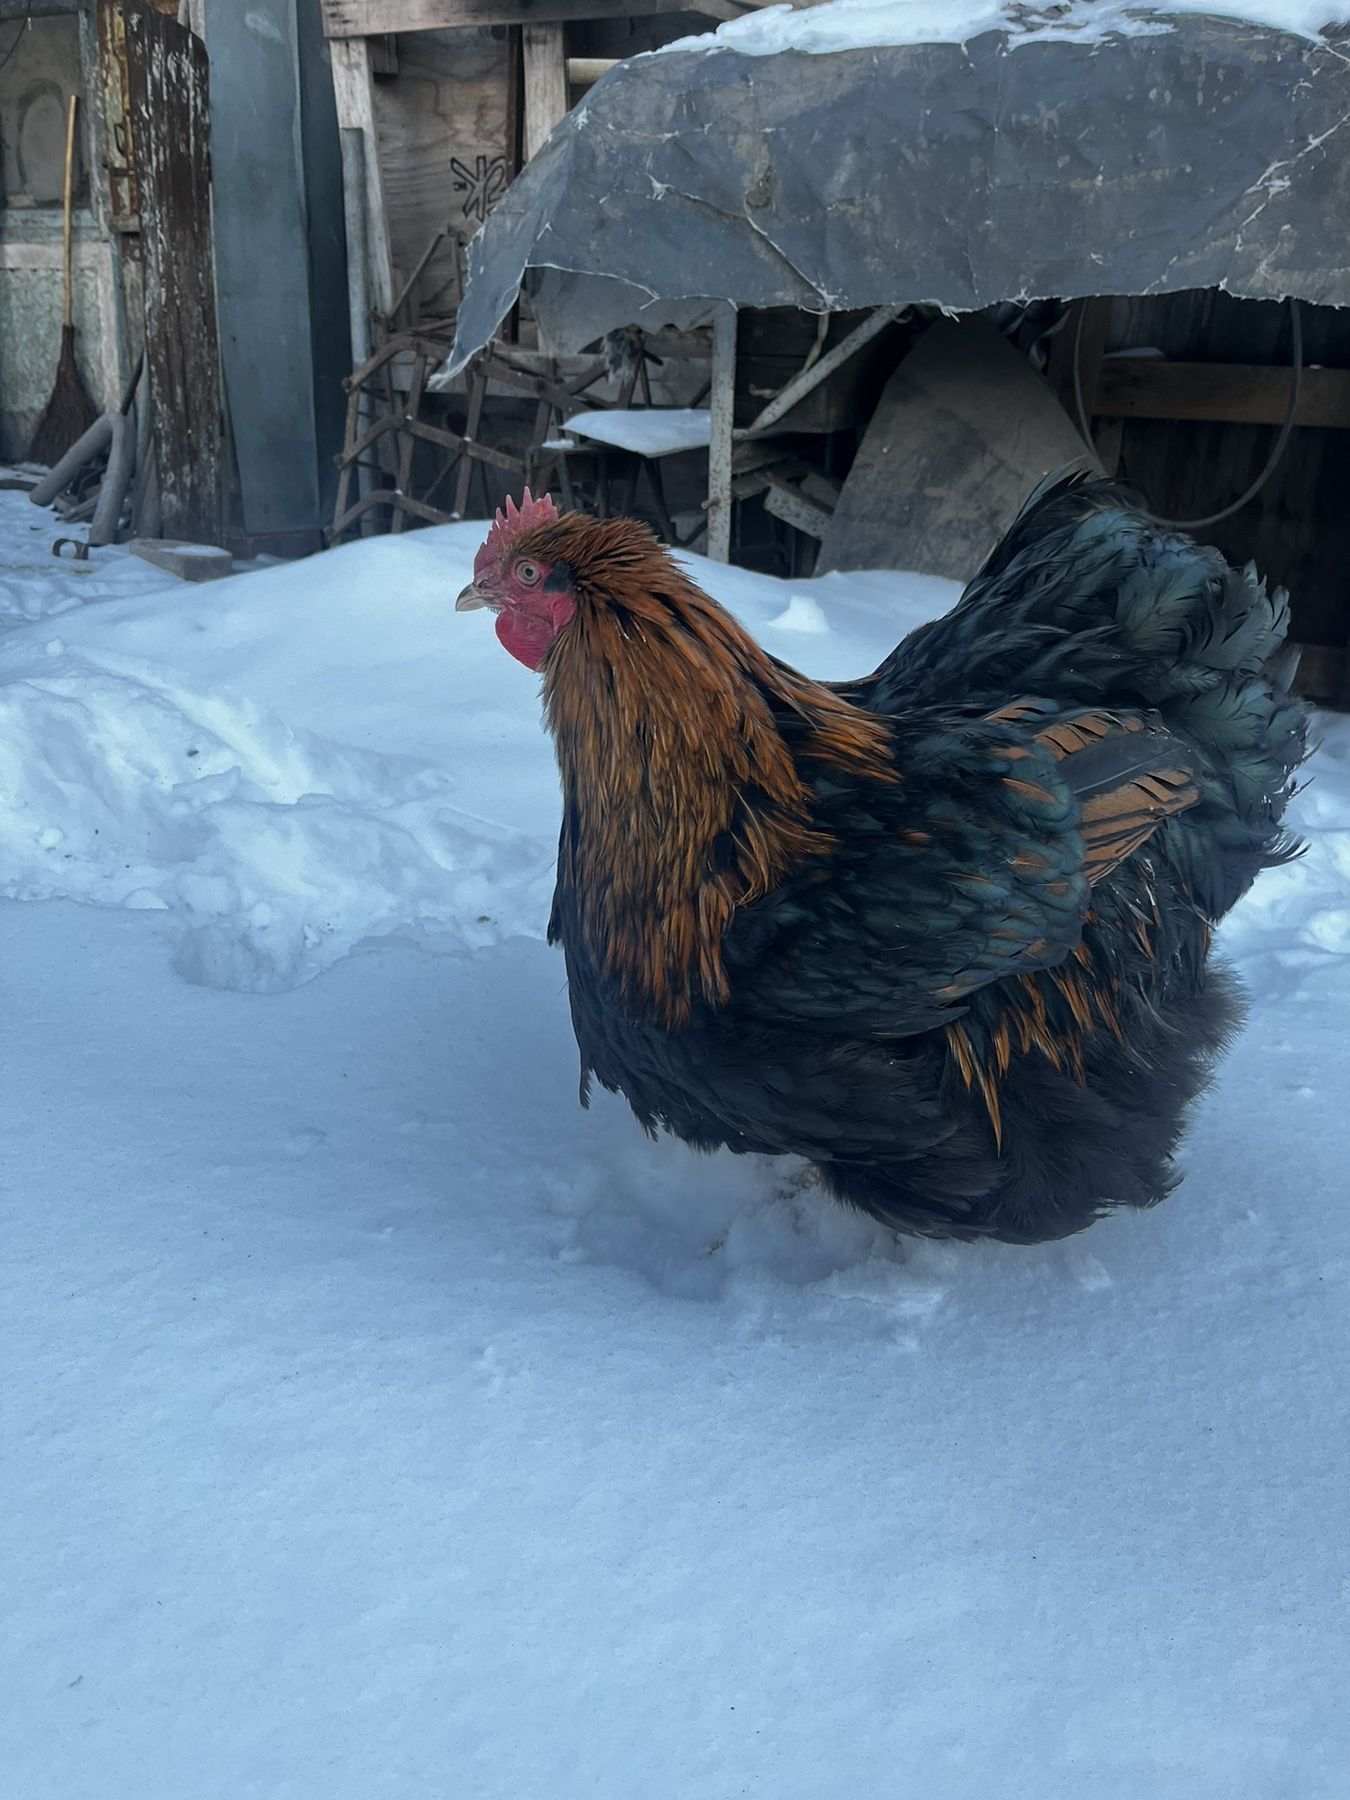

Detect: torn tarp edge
[431, 15, 1350, 386]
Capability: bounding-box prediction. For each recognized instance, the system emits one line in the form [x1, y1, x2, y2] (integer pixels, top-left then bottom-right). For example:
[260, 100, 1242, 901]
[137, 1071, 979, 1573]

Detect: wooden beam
[483, 352, 598, 414]
[328, 37, 395, 316]
[523, 23, 568, 161]
[762, 475, 833, 541]
[322, 0, 748, 35]
[706, 305, 737, 563]
[332, 487, 458, 536]
[1093, 360, 1350, 430]
[567, 56, 618, 86]
[368, 32, 399, 75]
[740, 307, 900, 438]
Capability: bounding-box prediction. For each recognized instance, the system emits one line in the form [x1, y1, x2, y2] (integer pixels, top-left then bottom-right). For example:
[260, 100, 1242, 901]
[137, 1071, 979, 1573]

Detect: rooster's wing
[723, 702, 1198, 1037]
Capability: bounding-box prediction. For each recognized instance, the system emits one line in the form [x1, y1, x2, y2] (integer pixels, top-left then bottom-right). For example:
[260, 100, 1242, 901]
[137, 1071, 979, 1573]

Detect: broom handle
[61, 94, 77, 330]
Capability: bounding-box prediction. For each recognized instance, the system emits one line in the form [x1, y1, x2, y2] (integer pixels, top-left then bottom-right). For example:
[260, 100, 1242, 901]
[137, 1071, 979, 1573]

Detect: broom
[29, 94, 98, 467]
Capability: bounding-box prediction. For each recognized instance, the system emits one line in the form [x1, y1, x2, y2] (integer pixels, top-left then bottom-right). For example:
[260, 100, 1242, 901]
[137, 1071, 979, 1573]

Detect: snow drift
[2, 484, 1348, 1799]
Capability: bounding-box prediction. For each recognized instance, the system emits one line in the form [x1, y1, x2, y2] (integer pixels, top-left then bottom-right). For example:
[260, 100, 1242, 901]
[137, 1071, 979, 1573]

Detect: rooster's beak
[455, 582, 495, 612]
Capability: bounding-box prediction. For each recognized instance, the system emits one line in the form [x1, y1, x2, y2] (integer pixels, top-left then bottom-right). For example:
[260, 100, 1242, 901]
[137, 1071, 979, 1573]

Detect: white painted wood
[566, 56, 618, 87]
[322, 0, 750, 34]
[328, 36, 396, 315]
[706, 305, 737, 564]
[523, 23, 568, 161]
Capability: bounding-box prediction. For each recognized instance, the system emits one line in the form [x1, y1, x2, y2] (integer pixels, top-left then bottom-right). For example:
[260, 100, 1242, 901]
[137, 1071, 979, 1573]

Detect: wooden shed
[324, 2, 1350, 707]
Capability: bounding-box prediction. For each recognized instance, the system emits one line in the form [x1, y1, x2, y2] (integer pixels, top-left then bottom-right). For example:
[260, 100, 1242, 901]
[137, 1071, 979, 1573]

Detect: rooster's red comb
[475, 486, 560, 579]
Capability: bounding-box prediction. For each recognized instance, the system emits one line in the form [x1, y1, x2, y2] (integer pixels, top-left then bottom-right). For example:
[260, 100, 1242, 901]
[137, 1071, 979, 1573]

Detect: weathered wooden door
[103, 0, 223, 543]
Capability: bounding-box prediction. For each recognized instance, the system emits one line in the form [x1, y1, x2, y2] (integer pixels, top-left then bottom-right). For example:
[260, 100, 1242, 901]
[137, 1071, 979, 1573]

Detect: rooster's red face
[457, 489, 577, 671]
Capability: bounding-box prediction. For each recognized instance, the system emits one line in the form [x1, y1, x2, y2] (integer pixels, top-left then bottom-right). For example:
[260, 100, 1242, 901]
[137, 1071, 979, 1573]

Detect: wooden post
[707, 304, 736, 563]
[329, 36, 396, 317]
[123, 1, 223, 542]
[523, 23, 568, 161]
[339, 126, 377, 517]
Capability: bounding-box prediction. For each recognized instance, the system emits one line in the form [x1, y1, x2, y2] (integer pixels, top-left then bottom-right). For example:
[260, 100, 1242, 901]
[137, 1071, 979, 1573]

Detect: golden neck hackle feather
[535, 518, 895, 1030]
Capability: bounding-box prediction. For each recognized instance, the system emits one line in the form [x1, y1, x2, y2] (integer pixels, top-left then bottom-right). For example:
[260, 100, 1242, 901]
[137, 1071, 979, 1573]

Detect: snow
[656, 0, 1350, 59]
[3, 479, 1350, 1798]
[768, 592, 831, 633]
[561, 407, 713, 456]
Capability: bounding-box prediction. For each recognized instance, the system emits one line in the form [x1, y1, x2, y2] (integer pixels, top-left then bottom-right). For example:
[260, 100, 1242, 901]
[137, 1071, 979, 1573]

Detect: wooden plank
[332, 486, 458, 535]
[387, 227, 451, 327]
[123, 0, 223, 543]
[523, 23, 567, 161]
[482, 354, 595, 414]
[1045, 296, 1112, 451]
[322, 0, 748, 34]
[335, 411, 398, 468]
[817, 317, 1094, 579]
[339, 125, 378, 512]
[341, 128, 373, 364]
[762, 476, 832, 541]
[96, 0, 140, 230]
[370, 28, 511, 309]
[408, 418, 524, 473]
[706, 305, 736, 563]
[329, 36, 396, 315]
[1094, 359, 1350, 429]
[740, 306, 900, 438]
[368, 32, 399, 74]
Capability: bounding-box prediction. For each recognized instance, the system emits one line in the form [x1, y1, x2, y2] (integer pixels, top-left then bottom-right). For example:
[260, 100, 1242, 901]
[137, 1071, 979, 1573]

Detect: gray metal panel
[443, 13, 1350, 378]
[207, 0, 344, 538]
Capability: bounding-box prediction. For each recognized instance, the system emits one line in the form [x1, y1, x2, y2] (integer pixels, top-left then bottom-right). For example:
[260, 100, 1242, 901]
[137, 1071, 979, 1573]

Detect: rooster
[457, 473, 1307, 1242]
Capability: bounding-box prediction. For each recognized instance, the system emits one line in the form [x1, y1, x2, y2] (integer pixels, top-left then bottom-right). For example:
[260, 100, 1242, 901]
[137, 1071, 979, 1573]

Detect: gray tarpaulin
[438, 11, 1350, 381]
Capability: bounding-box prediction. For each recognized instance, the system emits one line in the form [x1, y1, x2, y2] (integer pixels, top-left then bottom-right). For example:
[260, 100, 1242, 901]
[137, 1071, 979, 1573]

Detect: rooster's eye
[515, 559, 541, 586]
